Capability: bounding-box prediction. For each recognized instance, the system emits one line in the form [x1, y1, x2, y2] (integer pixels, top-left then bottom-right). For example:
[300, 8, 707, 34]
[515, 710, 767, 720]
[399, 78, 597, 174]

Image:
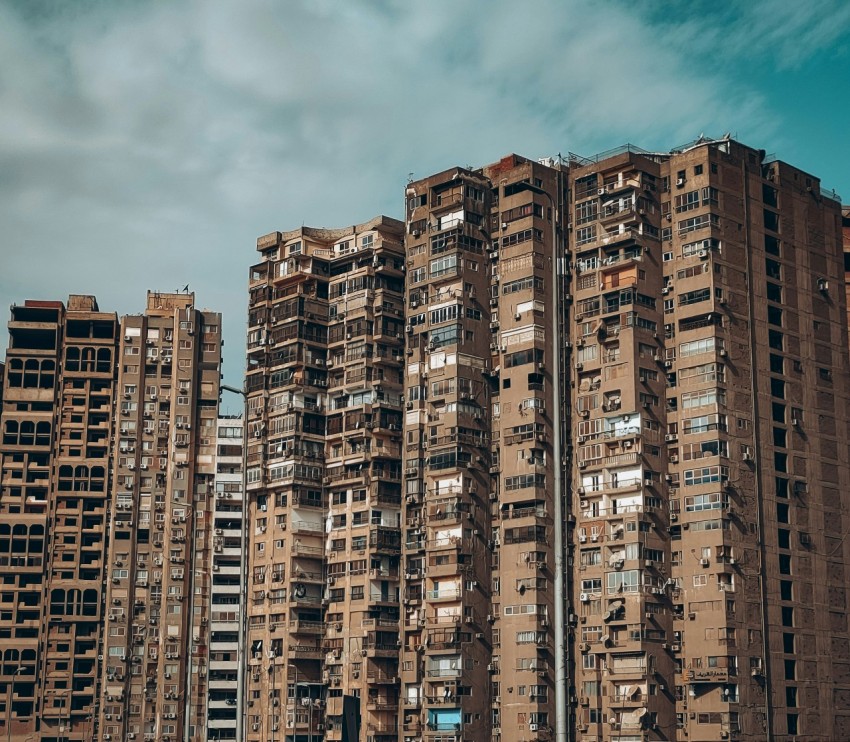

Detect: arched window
[50, 588, 65, 615]
[74, 465, 90, 492]
[58, 465, 74, 491]
[65, 347, 80, 372]
[6, 358, 23, 387]
[35, 422, 51, 446]
[96, 348, 112, 373]
[23, 359, 39, 388]
[14, 648, 36, 675]
[40, 359, 55, 388]
[2, 420, 19, 445]
[90, 466, 105, 492]
[66, 588, 81, 614]
[82, 589, 98, 616]
[80, 347, 95, 372]
[18, 421, 35, 446]
[27, 524, 43, 552]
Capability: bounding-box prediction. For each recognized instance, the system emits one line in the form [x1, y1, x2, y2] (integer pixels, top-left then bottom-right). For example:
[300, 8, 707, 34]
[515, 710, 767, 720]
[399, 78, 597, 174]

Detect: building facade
[207, 415, 245, 740]
[1, 296, 119, 742]
[98, 291, 222, 742]
[567, 139, 850, 741]
[2, 137, 848, 742]
[399, 155, 568, 742]
[244, 217, 406, 741]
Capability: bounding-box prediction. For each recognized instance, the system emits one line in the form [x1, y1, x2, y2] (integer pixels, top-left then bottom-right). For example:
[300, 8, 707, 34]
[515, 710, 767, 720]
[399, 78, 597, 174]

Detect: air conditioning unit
[580, 592, 589, 602]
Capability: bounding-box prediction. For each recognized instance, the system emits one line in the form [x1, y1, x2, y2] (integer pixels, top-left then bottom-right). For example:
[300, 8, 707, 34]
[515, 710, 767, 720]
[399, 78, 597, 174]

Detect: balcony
[370, 528, 402, 554]
[366, 698, 399, 712]
[289, 643, 323, 659]
[291, 541, 323, 557]
[290, 520, 323, 536]
[599, 203, 640, 226]
[365, 722, 399, 737]
[427, 588, 462, 602]
[287, 619, 325, 635]
[501, 505, 548, 520]
[577, 452, 641, 471]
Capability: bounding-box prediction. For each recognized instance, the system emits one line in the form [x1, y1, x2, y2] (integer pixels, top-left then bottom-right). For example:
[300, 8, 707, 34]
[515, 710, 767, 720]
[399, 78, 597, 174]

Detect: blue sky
[0, 0, 848, 393]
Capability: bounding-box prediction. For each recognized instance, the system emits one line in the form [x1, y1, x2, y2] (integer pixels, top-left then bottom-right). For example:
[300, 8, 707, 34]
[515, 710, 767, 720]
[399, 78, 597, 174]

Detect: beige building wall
[99, 292, 221, 742]
[0, 296, 118, 742]
[569, 139, 850, 742]
[245, 217, 405, 742]
[400, 155, 568, 742]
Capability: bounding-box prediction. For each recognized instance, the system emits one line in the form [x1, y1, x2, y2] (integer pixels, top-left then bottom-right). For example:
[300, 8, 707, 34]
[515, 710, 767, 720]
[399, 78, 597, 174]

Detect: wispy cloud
[635, 0, 850, 71]
[0, 0, 833, 381]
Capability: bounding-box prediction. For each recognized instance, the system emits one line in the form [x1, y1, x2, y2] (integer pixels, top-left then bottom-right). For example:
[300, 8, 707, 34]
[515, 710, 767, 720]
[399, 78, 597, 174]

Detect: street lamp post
[221, 384, 250, 742]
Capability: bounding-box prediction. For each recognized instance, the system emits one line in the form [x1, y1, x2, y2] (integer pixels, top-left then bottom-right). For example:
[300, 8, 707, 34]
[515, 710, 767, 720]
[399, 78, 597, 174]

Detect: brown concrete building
[0, 291, 221, 742]
[399, 155, 568, 742]
[568, 139, 850, 742]
[98, 291, 221, 742]
[244, 217, 405, 742]
[1, 296, 119, 742]
[395, 140, 850, 742]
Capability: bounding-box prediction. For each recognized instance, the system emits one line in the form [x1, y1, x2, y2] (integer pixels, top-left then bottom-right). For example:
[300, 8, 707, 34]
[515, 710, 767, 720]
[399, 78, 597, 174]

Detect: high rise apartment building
[567, 140, 850, 742]
[1, 136, 847, 742]
[98, 291, 221, 742]
[400, 155, 568, 742]
[1, 296, 119, 742]
[0, 291, 222, 742]
[245, 218, 406, 741]
[207, 415, 245, 740]
[395, 139, 850, 742]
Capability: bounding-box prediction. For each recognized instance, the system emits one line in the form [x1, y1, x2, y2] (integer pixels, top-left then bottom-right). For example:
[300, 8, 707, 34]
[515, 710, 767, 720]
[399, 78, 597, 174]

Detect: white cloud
[0, 0, 825, 381]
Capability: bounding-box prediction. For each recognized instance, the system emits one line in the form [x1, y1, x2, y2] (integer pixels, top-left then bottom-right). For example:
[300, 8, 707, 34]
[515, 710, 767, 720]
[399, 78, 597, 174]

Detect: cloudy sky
[1, 0, 848, 392]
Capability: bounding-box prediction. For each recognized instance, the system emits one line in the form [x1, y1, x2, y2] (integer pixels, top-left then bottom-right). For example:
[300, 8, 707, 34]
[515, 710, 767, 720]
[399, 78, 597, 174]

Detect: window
[674, 190, 700, 213]
[679, 338, 719, 358]
[606, 570, 640, 593]
[681, 390, 724, 409]
[684, 466, 728, 486]
[576, 226, 596, 246]
[678, 213, 719, 235]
